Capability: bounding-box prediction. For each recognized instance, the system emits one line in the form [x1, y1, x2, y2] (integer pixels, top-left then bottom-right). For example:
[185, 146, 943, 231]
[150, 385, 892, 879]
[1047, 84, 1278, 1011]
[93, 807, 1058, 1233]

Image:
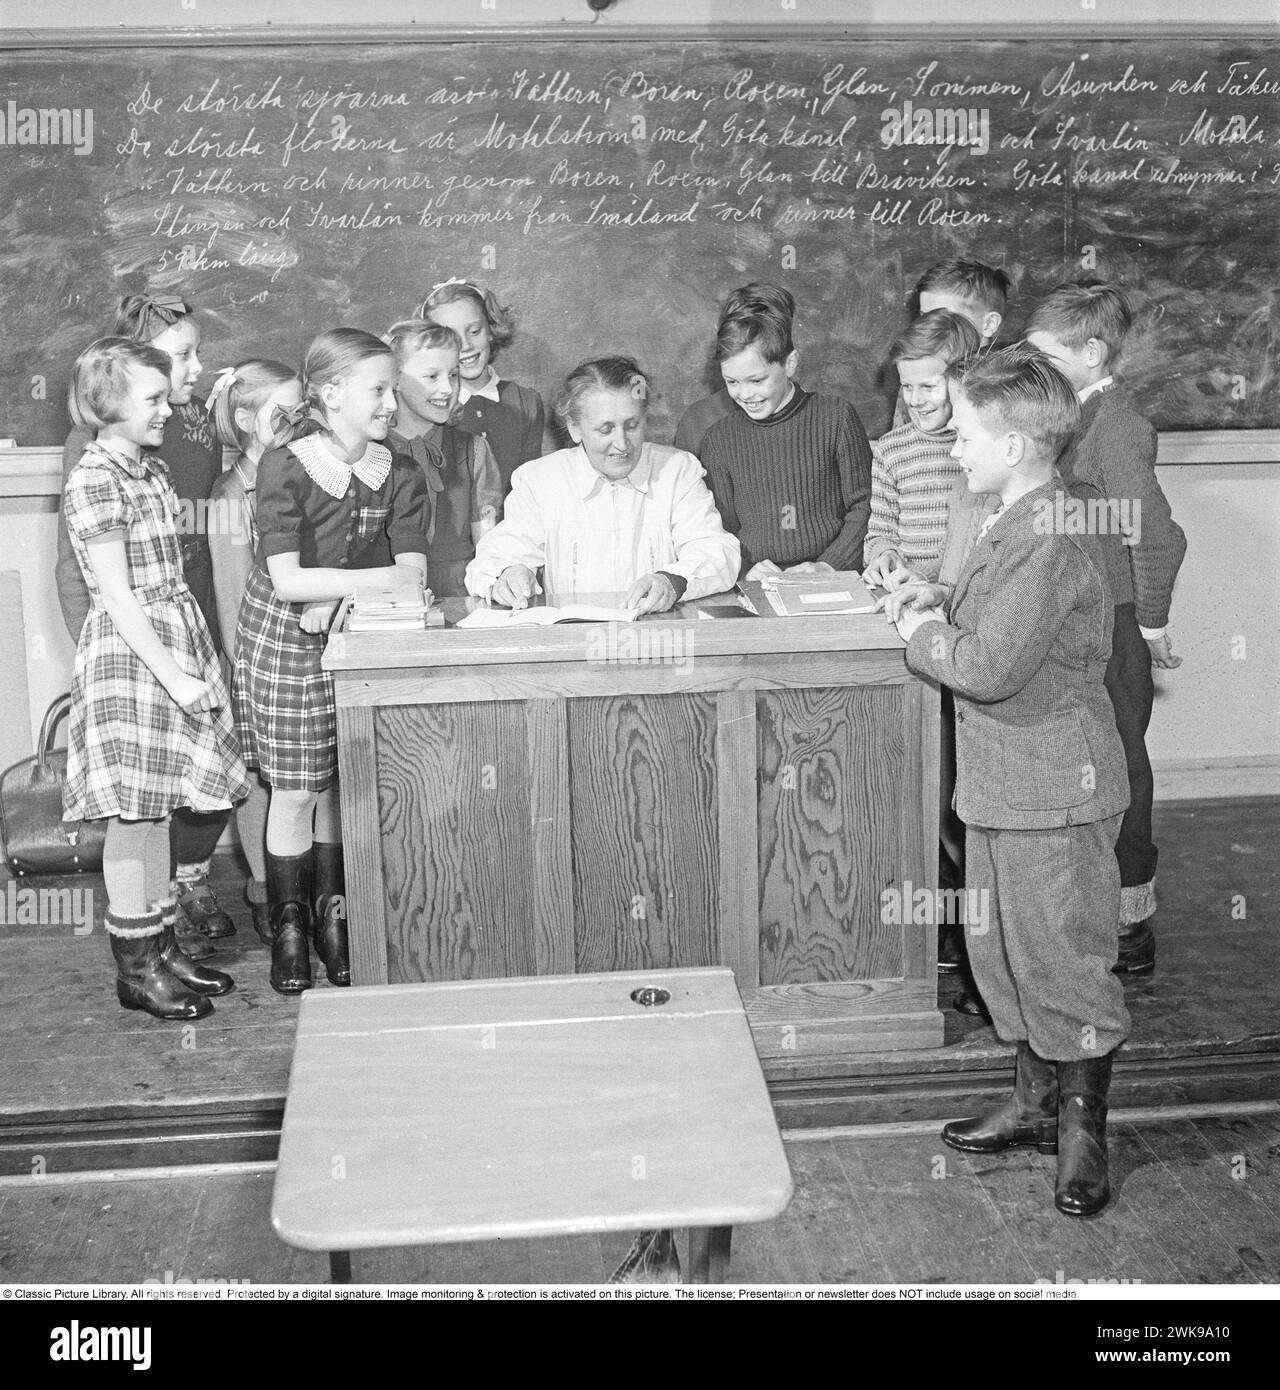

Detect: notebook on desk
[760, 571, 879, 617]
[456, 603, 640, 629]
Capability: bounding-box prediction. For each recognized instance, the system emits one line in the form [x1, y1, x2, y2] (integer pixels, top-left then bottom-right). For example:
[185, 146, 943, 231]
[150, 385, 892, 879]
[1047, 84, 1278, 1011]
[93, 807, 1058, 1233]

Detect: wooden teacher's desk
[322, 589, 943, 1076]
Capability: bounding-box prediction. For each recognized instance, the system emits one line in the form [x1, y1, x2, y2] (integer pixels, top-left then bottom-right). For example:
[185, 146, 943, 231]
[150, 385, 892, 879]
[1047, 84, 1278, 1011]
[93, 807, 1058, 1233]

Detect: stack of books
[346, 577, 439, 633]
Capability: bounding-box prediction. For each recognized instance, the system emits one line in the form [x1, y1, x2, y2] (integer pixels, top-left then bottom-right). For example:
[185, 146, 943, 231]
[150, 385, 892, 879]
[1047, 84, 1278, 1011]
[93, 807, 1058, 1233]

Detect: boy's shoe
[952, 984, 990, 1018]
[942, 1041, 1059, 1154]
[176, 876, 236, 938]
[1055, 1053, 1115, 1217]
[1112, 918, 1155, 975]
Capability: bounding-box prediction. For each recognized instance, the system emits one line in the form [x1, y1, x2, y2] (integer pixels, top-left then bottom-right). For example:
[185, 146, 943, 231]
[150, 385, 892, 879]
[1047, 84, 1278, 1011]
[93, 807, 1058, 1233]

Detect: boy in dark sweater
[700, 305, 872, 578]
[1028, 283, 1187, 975]
[674, 282, 797, 457]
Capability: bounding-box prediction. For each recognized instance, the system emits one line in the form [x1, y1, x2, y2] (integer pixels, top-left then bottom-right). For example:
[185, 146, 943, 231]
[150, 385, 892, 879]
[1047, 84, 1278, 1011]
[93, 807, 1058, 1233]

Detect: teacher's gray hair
[554, 356, 657, 428]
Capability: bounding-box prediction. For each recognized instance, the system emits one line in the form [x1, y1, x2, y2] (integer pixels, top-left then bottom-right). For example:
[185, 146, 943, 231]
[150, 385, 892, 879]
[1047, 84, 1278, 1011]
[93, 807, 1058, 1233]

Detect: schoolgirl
[418, 278, 546, 493]
[62, 337, 249, 1020]
[234, 329, 429, 994]
[56, 291, 236, 949]
[385, 319, 503, 597]
[207, 360, 306, 944]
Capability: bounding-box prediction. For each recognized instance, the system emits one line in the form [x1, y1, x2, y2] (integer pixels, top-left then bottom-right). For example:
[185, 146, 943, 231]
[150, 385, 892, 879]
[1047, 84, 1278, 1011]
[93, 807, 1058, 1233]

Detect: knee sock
[266, 789, 317, 858]
[103, 818, 155, 918]
[236, 777, 270, 888]
[144, 817, 172, 910]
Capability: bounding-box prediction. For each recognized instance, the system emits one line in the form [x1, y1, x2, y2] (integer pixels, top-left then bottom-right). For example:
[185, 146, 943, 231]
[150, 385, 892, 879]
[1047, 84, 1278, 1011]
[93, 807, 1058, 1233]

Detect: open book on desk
[760, 571, 880, 617]
[456, 603, 640, 629]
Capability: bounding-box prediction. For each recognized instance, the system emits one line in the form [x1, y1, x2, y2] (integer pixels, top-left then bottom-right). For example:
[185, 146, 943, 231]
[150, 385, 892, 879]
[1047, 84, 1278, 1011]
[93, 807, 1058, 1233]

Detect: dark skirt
[233, 565, 337, 792]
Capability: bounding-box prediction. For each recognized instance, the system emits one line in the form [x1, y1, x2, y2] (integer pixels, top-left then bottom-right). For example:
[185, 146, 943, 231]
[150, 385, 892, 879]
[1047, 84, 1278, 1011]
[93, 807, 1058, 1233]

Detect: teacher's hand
[745, 559, 783, 582]
[625, 572, 677, 615]
[491, 565, 537, 610]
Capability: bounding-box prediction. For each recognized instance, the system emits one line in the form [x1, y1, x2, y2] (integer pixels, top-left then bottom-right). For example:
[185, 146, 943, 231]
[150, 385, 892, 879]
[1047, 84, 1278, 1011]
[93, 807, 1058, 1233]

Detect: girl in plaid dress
[56, 291, 238, 949]
[207, 359, 305, 947]
[63, 338, 250, 1021]
[234, 329, 429, 995]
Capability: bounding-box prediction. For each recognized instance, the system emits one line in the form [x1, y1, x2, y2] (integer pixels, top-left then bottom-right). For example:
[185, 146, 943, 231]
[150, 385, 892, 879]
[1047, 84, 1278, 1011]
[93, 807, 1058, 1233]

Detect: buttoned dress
[233, 435, 429, 791]
[61, 441, 249, 823]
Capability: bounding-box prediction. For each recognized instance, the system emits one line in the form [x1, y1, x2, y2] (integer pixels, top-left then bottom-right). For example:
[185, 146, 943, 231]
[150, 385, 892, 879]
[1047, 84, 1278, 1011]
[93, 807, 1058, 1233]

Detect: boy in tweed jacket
[886, 345, 1130, 1218]
[1028, 283, 1187, 976]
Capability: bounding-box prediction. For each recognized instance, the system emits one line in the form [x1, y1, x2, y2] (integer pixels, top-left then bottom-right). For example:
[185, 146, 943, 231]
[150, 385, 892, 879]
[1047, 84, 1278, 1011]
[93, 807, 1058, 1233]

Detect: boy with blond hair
[887, 344, 1130, 1217]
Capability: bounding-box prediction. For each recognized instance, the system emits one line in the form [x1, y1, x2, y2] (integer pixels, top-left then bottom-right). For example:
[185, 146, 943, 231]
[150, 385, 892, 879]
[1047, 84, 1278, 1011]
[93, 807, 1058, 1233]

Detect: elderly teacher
[464, 356, 740, 614]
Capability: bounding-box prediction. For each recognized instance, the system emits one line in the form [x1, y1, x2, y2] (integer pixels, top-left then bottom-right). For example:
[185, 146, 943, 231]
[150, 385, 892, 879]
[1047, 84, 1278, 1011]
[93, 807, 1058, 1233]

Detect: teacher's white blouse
[464, 442, 740, 601]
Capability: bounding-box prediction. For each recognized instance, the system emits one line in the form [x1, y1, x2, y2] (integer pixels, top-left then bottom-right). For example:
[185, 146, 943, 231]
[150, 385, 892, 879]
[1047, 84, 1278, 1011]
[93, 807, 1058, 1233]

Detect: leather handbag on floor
[0, 694, 105, 875]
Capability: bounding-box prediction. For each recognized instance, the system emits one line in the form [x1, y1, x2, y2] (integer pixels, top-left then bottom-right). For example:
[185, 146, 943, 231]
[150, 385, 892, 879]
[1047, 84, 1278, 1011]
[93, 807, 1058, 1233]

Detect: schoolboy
[674, 282, 797, 457]
[863, 309, 982, 585]
[863, 307, 981, 992]
[1027, 282, 1187, 975]
[887, 344, 1130, 1218]
[700, 305, 872, 577]
[892, 260, 1010, 428]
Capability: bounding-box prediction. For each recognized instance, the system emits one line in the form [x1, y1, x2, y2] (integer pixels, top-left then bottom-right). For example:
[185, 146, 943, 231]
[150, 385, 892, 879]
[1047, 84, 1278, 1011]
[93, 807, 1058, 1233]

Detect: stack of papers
[760, 571, 879, 617]
[346, 578, 435, 632]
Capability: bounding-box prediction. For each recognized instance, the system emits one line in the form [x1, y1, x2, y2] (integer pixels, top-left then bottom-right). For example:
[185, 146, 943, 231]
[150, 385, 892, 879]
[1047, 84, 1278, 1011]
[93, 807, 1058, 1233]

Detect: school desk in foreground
[322, 587, 944, 1071]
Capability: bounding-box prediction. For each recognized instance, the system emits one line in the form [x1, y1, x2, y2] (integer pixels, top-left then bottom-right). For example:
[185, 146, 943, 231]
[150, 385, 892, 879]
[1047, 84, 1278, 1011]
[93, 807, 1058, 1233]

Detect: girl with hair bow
[208, 359, 306, 948]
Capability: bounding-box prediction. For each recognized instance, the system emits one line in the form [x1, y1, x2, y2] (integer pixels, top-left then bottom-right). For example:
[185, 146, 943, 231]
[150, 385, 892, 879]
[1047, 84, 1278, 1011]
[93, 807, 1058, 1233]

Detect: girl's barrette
[206, 366, 238, 410]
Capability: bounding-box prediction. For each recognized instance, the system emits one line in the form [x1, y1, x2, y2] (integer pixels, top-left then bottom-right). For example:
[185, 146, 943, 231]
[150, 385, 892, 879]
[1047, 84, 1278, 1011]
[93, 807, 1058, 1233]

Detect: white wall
[1149, 462, 1280, 795]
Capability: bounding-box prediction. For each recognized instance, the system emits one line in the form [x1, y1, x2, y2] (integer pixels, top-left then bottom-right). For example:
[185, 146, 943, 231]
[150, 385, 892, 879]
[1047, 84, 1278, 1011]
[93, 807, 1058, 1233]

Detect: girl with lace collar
[232, 329, 429, 998]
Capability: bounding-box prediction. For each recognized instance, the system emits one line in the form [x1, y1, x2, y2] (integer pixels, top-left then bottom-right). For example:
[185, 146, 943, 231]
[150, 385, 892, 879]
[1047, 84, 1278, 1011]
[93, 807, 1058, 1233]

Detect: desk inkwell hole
[630, 986, 670, 1007]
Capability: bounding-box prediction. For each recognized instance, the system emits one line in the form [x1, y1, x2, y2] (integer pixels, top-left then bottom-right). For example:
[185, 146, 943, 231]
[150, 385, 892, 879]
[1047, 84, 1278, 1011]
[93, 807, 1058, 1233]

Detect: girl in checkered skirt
[234, 329, 429, 996]
[63, 338, 250, 1022]
[207, 359, 305, 949]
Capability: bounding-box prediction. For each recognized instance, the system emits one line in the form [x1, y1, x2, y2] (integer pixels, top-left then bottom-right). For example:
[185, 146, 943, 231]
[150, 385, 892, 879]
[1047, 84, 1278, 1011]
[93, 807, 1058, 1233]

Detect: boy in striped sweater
[863, 310, 983, 586]
[866, 309, 983, 999]
[1028, 282, 1187, 976]
[891, 259, 1011, 429]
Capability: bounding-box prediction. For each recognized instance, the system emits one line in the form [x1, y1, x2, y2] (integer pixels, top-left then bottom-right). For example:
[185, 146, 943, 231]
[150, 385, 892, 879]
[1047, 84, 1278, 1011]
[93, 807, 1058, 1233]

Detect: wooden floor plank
[784, 1138, 889, 1282]
[1107, 1119, 1267, 1284]
[3, 1113, 1279, 1284]
[835, 1133, 1041, 1283]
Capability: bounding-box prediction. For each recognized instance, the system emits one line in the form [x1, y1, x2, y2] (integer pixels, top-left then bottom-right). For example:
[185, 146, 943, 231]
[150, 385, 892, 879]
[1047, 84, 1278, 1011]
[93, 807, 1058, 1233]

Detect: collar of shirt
[977, 507, 1005, 541]
[459, 369, 502, 405]
[83, 439, 163, 482]
[288, 435, 392, 499]
[1078, 375, 1114, 404]
[571, 443, 654, 501]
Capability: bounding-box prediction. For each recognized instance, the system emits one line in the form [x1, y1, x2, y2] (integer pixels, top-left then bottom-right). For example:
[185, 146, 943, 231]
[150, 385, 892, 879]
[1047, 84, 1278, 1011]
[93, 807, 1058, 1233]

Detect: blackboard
[2, 36, 1278, 445]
